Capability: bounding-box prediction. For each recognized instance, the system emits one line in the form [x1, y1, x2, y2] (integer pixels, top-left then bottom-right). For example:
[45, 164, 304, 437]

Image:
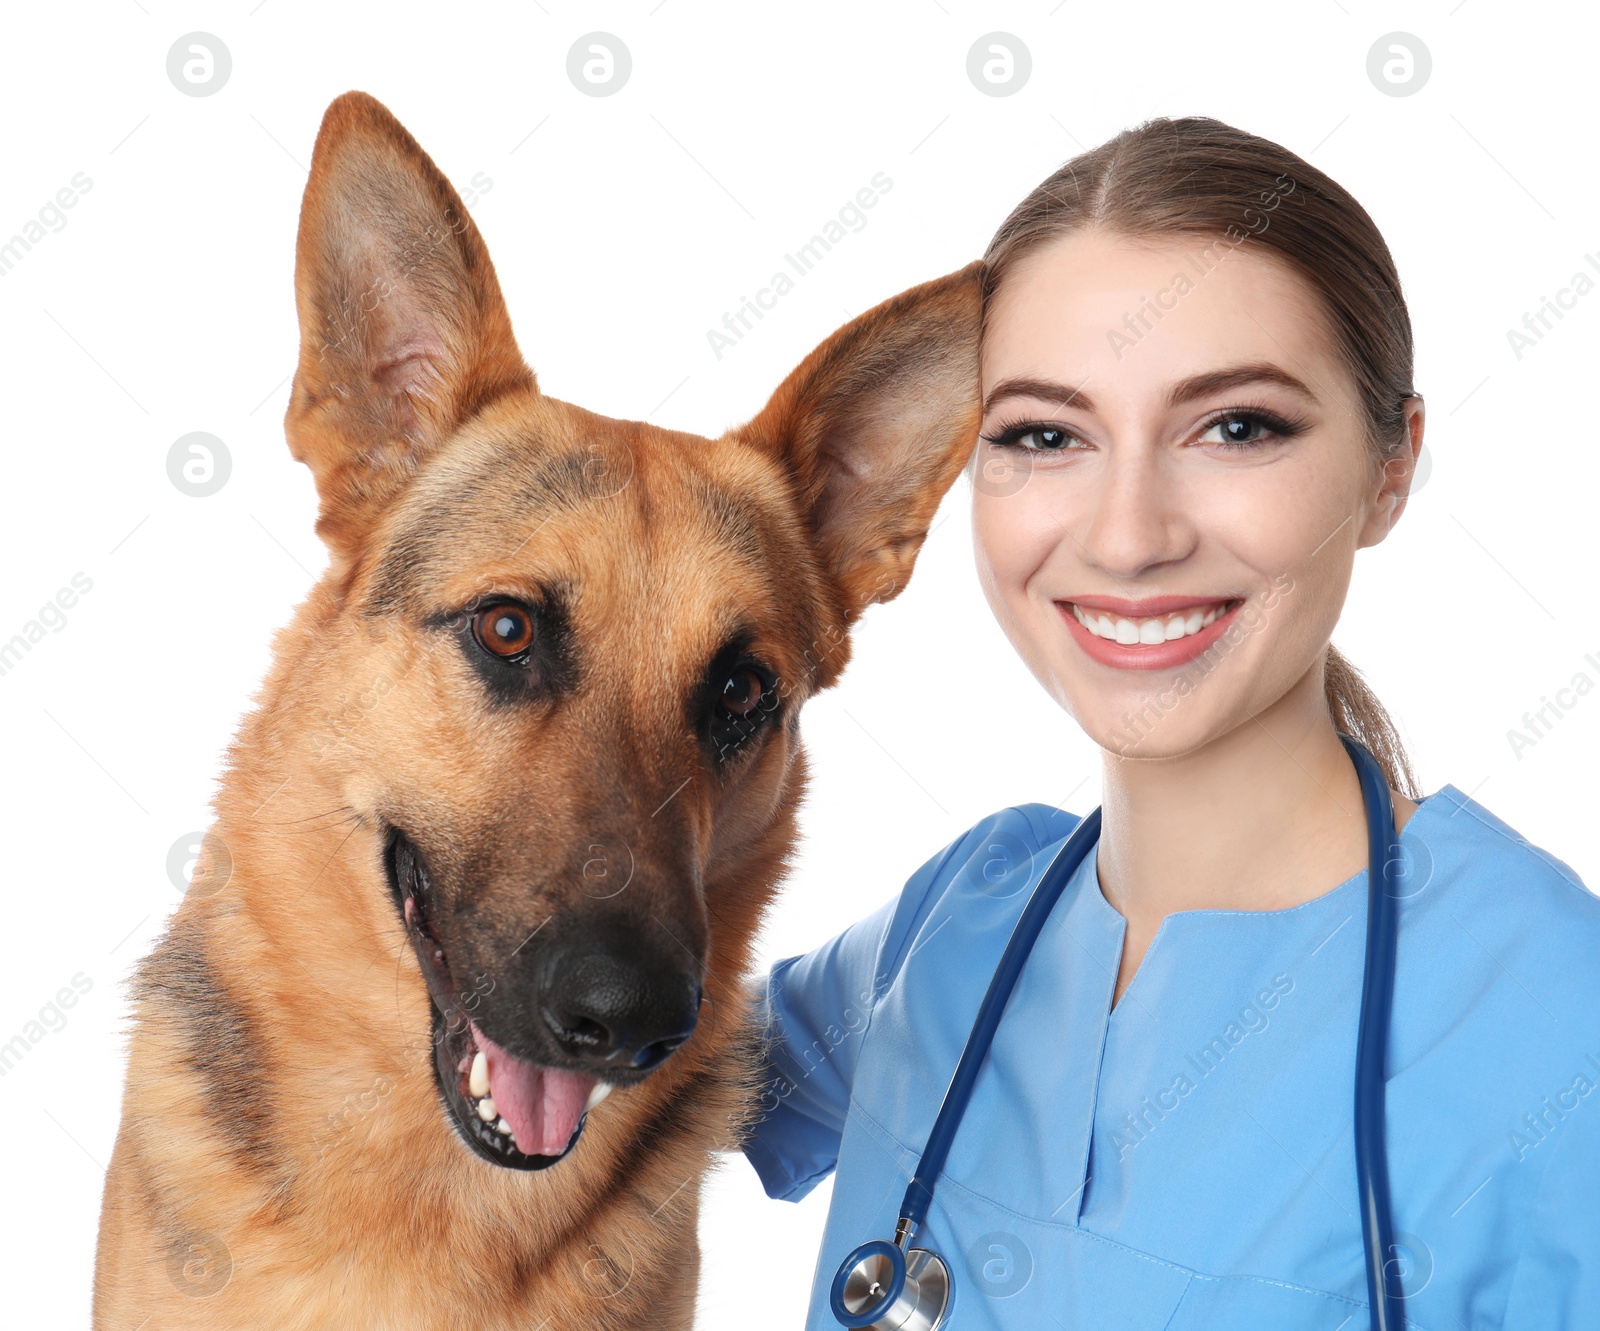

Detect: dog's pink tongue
[469, 1022, 595, 1158]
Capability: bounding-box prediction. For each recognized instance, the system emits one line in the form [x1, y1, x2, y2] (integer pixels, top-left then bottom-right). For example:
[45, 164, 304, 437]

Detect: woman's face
[971, 229, 1418, 760]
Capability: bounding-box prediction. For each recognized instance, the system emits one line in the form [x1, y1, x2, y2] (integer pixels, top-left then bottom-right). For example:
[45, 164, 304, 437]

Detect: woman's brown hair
[980, 115, 1420, 799]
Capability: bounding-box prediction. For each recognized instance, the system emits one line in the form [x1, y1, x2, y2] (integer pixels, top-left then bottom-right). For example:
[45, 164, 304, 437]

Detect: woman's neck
[1094, 667, 1419, 1008]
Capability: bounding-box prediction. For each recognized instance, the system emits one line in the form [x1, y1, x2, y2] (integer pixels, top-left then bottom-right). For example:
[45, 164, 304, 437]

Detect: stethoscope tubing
[1345, 734, 1404, 1331]
[831, 734, 1403, 1331]
[899, 805, 1104, 1232]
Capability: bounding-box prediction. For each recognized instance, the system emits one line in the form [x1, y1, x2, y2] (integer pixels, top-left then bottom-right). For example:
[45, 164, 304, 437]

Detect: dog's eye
[709, 664, 779, 760]
[720, 668, 766, 717]
[472, 603, 535, 660]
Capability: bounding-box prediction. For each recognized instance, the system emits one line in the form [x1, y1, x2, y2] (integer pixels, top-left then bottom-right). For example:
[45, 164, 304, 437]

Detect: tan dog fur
[92, 90, 981, 1329]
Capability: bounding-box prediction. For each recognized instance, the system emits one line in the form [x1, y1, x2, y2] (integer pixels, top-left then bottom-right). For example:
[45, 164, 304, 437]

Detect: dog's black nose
[539, 932, 701, 1073]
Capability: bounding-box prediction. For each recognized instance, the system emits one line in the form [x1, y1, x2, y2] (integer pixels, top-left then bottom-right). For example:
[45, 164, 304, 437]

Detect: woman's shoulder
[1397, 786, 1600, 1291]
[1407, 782, 1598, 939]
[897, 802, 1090, 889]
[911, 802, 1090, 900]
[1398, 784, 1600, 1084]
[864, 803, 1091, 985]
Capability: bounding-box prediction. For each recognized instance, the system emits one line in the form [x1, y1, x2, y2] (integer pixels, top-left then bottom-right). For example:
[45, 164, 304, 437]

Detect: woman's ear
[1360, 395, 1425, 546]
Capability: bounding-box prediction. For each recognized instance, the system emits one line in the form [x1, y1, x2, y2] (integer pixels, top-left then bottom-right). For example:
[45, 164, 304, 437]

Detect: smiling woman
[972, 121, 1421, 807]
[741, 117, 1600, 1331]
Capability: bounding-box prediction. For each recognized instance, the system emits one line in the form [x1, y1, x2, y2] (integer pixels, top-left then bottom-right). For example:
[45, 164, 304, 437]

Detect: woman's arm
[738, 825, 978, 1201]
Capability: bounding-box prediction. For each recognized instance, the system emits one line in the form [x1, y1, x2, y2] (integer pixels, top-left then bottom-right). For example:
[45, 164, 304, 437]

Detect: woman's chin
[1056, 681, 1253, 762]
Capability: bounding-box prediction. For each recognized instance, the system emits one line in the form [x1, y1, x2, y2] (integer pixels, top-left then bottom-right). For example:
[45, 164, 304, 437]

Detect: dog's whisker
[242, 809, 364, 844]
[255, 802, 357, 823]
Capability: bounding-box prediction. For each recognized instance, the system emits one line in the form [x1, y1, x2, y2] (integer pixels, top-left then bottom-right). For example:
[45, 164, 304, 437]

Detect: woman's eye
[472, 602, 535, 659]
[1198, 415, 1268, 448]
[1195, 409, 1304, 451]
[981, 423, 1080, 451]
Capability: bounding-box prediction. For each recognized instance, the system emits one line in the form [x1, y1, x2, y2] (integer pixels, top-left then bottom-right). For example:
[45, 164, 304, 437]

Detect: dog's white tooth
[469, 1051, 490, 1098]
[477, 1096, 498, 1122]
[585, 1082, 613, 1113]
[496, 1118, 512, 1135]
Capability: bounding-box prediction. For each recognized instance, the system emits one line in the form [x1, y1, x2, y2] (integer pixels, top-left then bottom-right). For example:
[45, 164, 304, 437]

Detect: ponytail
[1324, 644, 1419, 800]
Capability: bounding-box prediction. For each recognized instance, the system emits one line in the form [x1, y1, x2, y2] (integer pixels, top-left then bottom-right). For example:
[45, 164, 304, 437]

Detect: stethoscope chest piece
[830, 1238, 951, 1330]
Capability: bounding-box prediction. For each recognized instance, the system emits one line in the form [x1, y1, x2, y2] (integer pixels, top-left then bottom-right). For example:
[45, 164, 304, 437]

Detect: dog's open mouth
[385, 830, 611, 1171]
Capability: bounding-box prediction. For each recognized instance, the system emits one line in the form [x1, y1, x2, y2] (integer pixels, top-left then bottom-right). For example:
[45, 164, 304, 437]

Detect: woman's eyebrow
[982, 363, 1318, 416]
[1165, 363, 1318, 407]
[983, 376, 1095, 414]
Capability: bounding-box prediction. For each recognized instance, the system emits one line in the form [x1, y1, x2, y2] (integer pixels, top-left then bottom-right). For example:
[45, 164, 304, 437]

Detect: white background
[1, 2, 1596, 1324]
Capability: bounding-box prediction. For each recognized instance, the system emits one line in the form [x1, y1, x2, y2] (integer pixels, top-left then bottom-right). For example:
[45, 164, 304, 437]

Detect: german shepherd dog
[92, 91, 980, 1328]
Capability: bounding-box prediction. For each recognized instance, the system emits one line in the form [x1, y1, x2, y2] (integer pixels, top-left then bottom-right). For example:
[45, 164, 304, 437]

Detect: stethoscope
[829, 734, 1404, 1331]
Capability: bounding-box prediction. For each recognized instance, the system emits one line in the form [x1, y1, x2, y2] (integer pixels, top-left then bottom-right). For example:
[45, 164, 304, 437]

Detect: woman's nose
[1073, 447, 1194, 579]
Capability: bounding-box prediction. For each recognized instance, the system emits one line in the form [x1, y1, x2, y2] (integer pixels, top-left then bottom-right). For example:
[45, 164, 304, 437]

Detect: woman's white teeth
[469, 1051, 490, 1098]
[1074, 601, 1229, 644]
[585, 1082, 613, 1113]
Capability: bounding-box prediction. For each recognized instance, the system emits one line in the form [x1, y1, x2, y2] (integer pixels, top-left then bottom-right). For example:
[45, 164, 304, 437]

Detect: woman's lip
[1055, 598, 1244, 672]
[1066, 594, 1240, 617]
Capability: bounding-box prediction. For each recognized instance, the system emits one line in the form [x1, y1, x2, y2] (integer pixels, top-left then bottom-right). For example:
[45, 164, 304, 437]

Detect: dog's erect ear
[733, 260, 983, 627]
[285, 91, 533, 560]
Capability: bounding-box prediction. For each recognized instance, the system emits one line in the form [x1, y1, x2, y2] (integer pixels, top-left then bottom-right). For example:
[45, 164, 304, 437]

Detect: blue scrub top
[743, 785, 1600, 1329]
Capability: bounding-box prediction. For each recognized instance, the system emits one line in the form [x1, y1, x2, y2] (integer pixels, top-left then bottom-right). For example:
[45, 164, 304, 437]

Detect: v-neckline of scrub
[1091, 784, 1459, 1018]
